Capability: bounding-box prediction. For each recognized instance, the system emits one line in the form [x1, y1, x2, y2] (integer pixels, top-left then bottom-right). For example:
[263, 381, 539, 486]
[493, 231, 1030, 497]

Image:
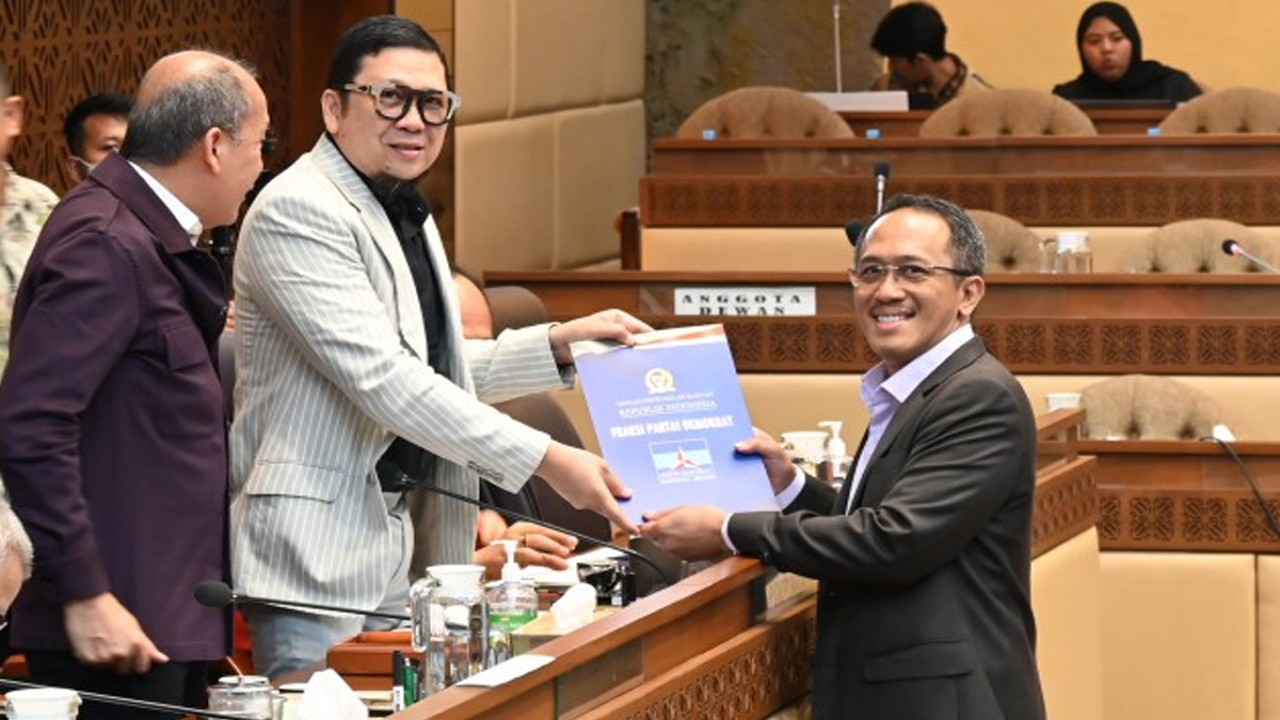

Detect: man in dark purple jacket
[0, 50, 270, 716]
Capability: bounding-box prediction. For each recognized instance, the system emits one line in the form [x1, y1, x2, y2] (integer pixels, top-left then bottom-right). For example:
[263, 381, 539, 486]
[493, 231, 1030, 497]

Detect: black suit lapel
[848, 336, 988, 510]
[834, 429, 870, 513]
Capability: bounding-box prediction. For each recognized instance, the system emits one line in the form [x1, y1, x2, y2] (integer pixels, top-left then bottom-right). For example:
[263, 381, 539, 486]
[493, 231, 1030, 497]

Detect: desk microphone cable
[1208, 437, 1280, 544]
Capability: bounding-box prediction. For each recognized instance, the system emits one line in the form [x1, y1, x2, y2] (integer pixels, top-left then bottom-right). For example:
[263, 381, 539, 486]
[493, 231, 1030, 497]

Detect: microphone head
[844, 219, 864, 246]
[873, 162, 890, 179]
[194, 580, 235, 608]
[1222, 239, 1242, 257]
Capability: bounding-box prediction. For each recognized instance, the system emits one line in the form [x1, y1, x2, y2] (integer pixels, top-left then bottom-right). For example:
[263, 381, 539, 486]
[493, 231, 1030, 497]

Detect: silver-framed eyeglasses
[340, 82, 462, 126]
[849, 262, 975, 287]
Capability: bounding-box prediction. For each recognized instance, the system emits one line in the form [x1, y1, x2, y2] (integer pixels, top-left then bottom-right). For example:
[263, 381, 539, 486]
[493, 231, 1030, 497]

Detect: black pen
[391, 650, 406, 711]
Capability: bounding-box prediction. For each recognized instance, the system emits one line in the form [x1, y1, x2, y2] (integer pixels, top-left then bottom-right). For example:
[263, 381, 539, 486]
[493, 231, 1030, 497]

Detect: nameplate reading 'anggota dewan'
[674, 286, 816, 317]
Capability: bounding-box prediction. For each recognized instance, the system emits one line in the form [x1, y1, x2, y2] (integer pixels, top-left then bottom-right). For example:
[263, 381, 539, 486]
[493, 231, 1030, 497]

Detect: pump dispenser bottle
[485, 539, 539, 665]
[819, 421, 852, 489]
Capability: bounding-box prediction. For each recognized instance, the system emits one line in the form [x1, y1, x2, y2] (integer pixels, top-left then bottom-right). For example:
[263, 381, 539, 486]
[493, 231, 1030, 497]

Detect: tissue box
[511, 608, 614, 655]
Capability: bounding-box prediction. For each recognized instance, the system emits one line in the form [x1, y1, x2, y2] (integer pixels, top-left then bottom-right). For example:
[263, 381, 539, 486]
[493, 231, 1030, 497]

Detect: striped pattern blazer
[229, 136, 566, 611]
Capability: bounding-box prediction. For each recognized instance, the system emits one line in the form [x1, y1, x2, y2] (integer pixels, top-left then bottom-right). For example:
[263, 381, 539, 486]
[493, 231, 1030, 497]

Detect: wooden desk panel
[839, 107, 1170, 138]
[651, 135, 1280, 178]
[343, 413, 1098, 720]
[1087, 440, 1280, 552]
[485, 271, 1280, 374]
[640, 174, 1280, 227]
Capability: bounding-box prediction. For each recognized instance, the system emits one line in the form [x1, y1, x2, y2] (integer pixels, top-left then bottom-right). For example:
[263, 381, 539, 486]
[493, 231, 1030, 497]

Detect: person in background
[230, 14, 647, 680]
[868, 2, 991, 109]
[641, 194, 1045, 720]
[0, 497, 32, 611]
[63, 93, 132, 184]
[0, 50, 269, 717]
[0, 497, 33, 665]
[0, 56, 59, 369]
[1052, 2, 1201, 104]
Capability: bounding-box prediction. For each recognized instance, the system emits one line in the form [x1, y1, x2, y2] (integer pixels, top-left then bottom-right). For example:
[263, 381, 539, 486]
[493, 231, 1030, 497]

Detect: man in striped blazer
[229, 15, 646, 678]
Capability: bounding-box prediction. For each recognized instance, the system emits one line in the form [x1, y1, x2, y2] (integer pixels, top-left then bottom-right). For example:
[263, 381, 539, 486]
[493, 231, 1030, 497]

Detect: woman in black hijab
[1053, 2, 1201, 103]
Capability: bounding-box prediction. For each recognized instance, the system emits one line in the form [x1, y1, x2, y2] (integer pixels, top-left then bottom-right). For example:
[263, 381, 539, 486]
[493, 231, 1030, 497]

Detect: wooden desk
[639, 173, 1280, 227]
[1085, 439, 1280, 552]
[330, 413, 1096, 720]
[839, 107, 1171, 138]
[485, 271, 1280, 375]
[643, 134, 1280, 226]
[650, 135, 1280, 178]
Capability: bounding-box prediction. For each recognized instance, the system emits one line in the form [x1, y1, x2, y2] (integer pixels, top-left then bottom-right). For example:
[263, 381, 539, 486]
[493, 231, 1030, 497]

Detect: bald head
[122, 50, 263, 166]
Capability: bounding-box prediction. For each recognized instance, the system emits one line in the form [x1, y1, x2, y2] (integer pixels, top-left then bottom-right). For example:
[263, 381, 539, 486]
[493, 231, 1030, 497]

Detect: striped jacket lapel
[309, 137, 429, 361]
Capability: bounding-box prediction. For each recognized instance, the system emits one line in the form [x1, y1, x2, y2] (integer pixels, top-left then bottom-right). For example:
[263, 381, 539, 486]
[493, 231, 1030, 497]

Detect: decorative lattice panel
[1, 0, 292, 195]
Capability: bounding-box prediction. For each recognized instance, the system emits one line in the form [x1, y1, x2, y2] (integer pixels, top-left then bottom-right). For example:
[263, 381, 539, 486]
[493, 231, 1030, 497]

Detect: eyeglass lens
[372, 85, 455, 125]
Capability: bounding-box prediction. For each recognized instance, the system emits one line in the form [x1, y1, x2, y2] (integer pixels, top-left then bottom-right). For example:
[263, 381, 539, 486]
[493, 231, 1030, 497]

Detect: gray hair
[121, 54, 257, 166]
[0, 499, 33, 581]
[855, 193, 987, 276]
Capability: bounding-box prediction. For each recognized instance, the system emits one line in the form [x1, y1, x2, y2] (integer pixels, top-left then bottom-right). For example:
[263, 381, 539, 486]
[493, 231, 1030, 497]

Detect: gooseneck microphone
[873, 162, 890, 214]
[419, 482, 675, 588]
[1221, 238, 1280, 273]
[194, 580, 410, 621]
[0, 677, 254, 720]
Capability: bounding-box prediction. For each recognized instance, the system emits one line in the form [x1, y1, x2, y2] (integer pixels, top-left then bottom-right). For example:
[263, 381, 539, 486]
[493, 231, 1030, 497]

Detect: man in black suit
[641, 194, 1045, 720]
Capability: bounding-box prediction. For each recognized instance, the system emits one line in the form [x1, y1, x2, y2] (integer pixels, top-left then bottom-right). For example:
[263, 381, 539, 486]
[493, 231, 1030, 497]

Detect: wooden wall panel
[0, 0, 296, 196]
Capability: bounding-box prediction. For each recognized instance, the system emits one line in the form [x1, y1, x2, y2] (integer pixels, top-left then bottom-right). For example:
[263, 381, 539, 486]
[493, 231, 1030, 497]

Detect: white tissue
[550, 583, 597, 631]
[296, 668, 369, 720]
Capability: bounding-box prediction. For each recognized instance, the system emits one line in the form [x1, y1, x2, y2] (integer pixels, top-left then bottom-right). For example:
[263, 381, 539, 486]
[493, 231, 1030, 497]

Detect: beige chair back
[919, 88, 1097, 137]
[1157, 87, 1280, 134]
[1120, 218, 1280, 273]
[1081, 375, 1225, 440]
[970, 209, 1044, 272]
[675, 86, 854, 140]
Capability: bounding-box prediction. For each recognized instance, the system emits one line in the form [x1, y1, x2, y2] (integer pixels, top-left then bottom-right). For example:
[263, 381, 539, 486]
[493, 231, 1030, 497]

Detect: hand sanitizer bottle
[818, 421, 852, 490]
[485, 539, 539, 666]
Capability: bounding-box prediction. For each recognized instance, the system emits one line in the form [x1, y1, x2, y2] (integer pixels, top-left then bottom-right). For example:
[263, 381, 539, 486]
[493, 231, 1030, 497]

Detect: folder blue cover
[570, 324, 775, 526]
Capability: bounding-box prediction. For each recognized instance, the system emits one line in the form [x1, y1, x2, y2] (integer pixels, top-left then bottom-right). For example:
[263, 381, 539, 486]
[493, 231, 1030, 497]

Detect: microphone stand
[832, 1, 843, 93]
[0, 677, 257, 720]
[873, 162, 891, 214]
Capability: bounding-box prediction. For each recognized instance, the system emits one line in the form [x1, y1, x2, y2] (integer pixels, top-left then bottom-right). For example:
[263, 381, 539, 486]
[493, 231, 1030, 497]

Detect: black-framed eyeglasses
[339, 82, 462, 126]
[848, 262, 975, 287]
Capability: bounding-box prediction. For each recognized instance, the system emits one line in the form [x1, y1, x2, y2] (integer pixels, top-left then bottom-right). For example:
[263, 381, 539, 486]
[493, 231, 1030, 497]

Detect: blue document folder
[570, 324, 776, 526]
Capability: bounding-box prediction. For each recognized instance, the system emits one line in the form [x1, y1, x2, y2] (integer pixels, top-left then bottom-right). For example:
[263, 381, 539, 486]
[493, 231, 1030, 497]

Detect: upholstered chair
[676, 86, 854, 140]
[970, 209, 1045, 272]
[1081, 375, 1226, 440]
[1120, 218, 1280, 273]
[1158, 87, 1280, 134]
[483, 285, 612, 542]
[919, 88, 1098, 137]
